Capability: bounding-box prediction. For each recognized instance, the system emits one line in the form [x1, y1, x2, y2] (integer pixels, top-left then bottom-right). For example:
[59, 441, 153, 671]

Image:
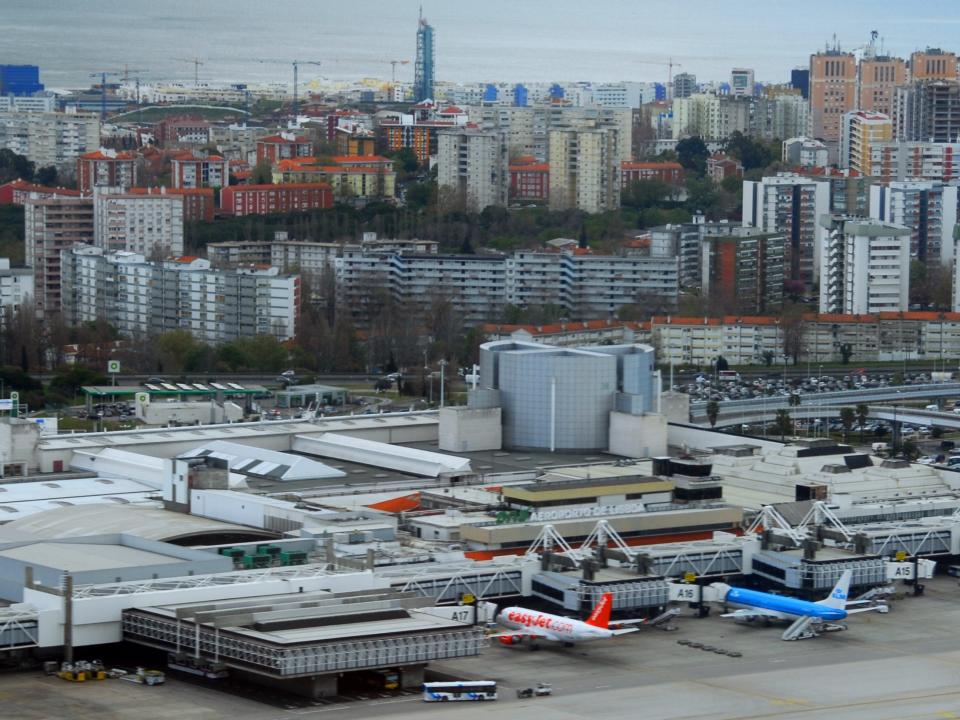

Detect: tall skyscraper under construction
[414, 9, 435, 102]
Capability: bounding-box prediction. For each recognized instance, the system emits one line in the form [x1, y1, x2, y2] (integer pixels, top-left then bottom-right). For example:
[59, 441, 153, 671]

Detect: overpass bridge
[690, 383, 960, 423]
[706, 404, 960, 432]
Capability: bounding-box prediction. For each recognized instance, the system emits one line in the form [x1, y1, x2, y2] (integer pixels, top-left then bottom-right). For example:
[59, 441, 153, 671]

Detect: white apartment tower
[437, 129, 508, 211]
[819, 216, 911, 315]
[869, 181, 958, 264]
[93, 187, 185, 258]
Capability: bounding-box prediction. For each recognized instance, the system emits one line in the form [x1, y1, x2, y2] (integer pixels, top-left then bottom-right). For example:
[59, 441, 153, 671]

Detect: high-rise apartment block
[672, 94, 751, 140]
[61, 247, 299, 343]
[809, 51, 857, 142]
[436, 128, 509, 211]
[819, 216, 911, 315]
[548, 127, 621, 213]
[77, 149, 137, 194]
[730, 68, 755, 97]
[673, 73, 697, 99]
[700, 226, 785, 315]
[414, 12, 435, 102]
[23, 195, 94, 317]
[858, 56, 907, 116]
[0, 110, 100, 168]
[742, 174, 831, 287]
[894, 80, 960, 143]
[93, 186, 184, 258]
[869, 181, 958, 264]
[840, 110, 892, 173]
[909, 49, 958, 81]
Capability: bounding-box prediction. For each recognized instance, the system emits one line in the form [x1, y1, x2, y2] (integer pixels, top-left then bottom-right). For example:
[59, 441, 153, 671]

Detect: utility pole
[439, 359, 447, 407]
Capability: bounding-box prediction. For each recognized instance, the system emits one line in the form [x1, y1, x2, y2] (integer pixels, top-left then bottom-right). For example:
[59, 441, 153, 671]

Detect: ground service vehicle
[517, 682, 553, 698]
[423, 680, 497, 702]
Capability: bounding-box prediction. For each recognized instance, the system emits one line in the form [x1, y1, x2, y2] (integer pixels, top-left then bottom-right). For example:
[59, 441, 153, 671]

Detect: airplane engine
[498, 635, 523, 646]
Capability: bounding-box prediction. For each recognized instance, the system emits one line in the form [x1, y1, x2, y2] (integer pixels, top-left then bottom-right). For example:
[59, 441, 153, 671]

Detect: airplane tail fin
[585, 592, 613, 628]
[816, 569, 852, 610]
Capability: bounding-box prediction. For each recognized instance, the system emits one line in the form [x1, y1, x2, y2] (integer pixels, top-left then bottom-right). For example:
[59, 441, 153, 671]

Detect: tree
[839, 343, 853, 364]
[715, 356, 729, 372]
[856, 403, 869, 443]
[788, 393, 801, 407]
[0, 149, 34, 184]
[622, 179, 671, 210]
[901, 439, 920, 461]
[773, 409, 794, 441]
[762, 350, 774, 367]
[35, 165, 58, 186]
[675, 136, 709, 175]
[839, 407, 856, 439]
[724, 131, 776, 171]
[251, 159, 273, 185]
[706, 400, 720, 428]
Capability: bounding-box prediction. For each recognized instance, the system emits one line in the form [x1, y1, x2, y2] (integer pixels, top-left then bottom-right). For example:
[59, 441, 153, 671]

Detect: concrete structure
[548, 126, 620, 212]
[869, 181, 958, 263]
[868, 141, 960, 182]
[700, 226, 785, 315]
[894, 80, 960, 143]
[170, 151, 229, 189]
[135, 399, 244, 426]
[742, 174, 831, 287]
[220, 183, 332, 216]
[782, 137, 829, 168]
[275, 384, 348, 409]
[819, 215, 911, 315]
[809, 51, 857, 143]
[673, 72, 697, 99]
[93, 186, 184, 257]
[0, 110, 100, 168]
[76, 149, 137, 194]
[858, 56, 907, 116]
[840, 111, 892, 174]
[292, 433, 470, 478]
[23, 194, 93, 317]
[414, 11, 435, 102]
[61, 247, 299, 343]
[477, 340, 660, 453]
[437, 128, 508, 211]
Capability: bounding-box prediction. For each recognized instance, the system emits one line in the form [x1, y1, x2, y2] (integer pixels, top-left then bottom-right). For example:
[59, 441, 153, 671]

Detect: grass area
[109, 104, 249, 122]
[58, 416, 138, 432]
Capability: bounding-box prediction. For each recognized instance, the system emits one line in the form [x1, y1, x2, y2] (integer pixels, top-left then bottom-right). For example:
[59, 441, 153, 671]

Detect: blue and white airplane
[710, 570, 887, 640]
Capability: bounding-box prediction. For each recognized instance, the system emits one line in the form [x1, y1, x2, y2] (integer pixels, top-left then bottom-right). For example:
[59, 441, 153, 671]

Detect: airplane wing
[612, 618, 646, 627]
[610, 628, 639, 635]
[845, 605, 889, 615]
[721, 607, 785, 620]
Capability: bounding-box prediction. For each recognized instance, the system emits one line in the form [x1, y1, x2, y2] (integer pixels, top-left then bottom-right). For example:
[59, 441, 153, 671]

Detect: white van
[872, 442, 889, 452]
[925, 404, 939, 411]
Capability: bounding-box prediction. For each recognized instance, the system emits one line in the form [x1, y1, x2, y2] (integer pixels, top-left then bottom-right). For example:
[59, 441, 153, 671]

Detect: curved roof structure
[0, 504, 274, 544]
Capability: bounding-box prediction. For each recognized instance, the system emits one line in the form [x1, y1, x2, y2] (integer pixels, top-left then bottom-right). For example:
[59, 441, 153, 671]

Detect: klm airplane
[711, 570, 888, 640]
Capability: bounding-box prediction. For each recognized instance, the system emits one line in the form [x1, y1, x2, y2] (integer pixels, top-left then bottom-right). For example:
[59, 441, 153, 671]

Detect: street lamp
[439, 359, 448, 407]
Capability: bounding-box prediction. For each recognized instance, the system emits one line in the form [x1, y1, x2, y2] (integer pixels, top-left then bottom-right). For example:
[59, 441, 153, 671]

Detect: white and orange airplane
[490, 592, 644, 646]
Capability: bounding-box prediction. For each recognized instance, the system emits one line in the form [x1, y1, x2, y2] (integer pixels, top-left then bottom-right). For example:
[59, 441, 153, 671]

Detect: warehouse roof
[0, 541, 182, 572]
[292, 433, 471, 478]
[178, 440, 346, 482]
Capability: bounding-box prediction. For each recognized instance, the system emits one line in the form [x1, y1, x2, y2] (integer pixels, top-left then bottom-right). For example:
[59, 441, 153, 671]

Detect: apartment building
[563, 251, 679, 317]
[840, 110, 892, 174]
[23, 195, 93, 317]
[869, 141, 960, 182]
[220, 183, 332, 216]
[61, 246, 299, 343]
[509, 159, 549, 202]
[620, 161, 683, 187]
[0, 180, 80, 206]
[0, 259, 34, 316]
[436, 128, 509, 211]
[869, 181, 958, 263]
[700, 227, 785, 315]
[909, 48, 958, 81]
[858, 56, 907, 116]
[92, 187, 184, 257]
[128, 187, 215, 223]
[673, 73, 697, 99]
[648, 221, 705, 287]
[742, 174, 831, 287]
[809, 51, 857, 143]
[208, 124, 272, 163]
[894, 80, 960, 143]
[782, 137, 829, 168]
[276, 156, 397, 200]
[170, 151, 229, 189]
[671, 94, 751, 141]
[77, 149, 137, 194]
[730, 68, 755, 97]
[548, 127, 620, 212]
[390, 253, 508, 324]
[255, 133, 313, 163]
[0, 110, 100, 168]
[819, 216, 911, 315]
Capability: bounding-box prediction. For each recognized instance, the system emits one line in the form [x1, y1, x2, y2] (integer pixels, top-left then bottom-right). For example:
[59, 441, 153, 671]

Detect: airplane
[490, 592, 644, 647]
[710, 569, 888, 640]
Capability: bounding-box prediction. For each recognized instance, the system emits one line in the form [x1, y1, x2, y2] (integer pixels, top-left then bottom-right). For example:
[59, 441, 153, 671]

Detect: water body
[5, 0, 960, 90]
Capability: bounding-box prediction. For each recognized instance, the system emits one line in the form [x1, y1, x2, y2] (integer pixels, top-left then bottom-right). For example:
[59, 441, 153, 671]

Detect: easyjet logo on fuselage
[505, 609, 573, 634]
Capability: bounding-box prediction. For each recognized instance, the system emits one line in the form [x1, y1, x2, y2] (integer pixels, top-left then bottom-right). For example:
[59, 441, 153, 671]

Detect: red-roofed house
[706, 154, 744, 182]
[171, 151, 229, 189]
[0, 179, 81, 206]
[510, 160, 549, 202]
[620, 161, 684, 187]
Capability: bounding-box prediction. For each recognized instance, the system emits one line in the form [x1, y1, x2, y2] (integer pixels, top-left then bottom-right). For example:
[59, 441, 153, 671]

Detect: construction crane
[120, 67, 148, 105]
[89, 71, 121, 121]
[175, 57, 204, 86]
[256, 59, 323, 118]
[635, 58, 682, 100]
[387, 59, 410, 85]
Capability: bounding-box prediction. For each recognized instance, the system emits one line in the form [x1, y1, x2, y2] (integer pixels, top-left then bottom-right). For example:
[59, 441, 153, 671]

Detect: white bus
[422, 680, 497, 702]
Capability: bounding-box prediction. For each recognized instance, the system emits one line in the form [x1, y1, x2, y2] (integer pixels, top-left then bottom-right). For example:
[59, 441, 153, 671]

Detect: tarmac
[5, 576, 960, 719]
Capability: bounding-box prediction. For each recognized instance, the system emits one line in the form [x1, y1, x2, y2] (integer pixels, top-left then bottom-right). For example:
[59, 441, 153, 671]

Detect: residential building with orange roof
[277, 157, 396, 199]
[509, 159, 549, 202]
[0, 179, 81, 206]
[77, 148, 138, 194]
[705, 155, 743, 183]
[170, 151, 229, 189]
[255, 132, 313, 163]
[620, 160, 683, 187]
[128, 186, 215, 223]
[220, 183, 332, 216]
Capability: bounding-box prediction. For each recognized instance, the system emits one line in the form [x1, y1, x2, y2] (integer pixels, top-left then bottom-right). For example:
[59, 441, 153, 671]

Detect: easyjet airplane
[489, 592, 643, 646]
